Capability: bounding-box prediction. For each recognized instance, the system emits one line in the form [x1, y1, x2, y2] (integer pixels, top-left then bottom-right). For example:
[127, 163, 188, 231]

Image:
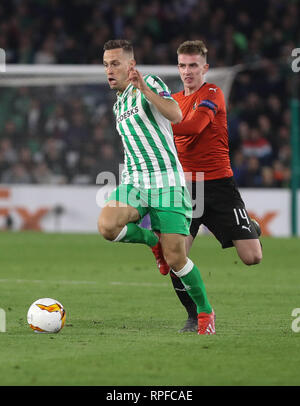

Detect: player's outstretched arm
[172, 111, 211, 136]
[128, 68, 182, 124]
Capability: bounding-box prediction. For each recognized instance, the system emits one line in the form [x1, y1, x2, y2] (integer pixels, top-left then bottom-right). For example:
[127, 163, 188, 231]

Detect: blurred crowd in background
[0, 0, 299, 187]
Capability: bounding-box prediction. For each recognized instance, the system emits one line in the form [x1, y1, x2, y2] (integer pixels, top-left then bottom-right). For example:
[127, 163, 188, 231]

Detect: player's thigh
[204, 205, 259, 249]
[98, 183, 147, 234]
[98, 200, 140, 232]
[203, 178, 259, 249]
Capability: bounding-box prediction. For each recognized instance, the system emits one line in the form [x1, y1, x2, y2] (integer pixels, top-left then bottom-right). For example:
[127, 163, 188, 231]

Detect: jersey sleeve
[196, 86, 224, 121]
[171, 111, 211, 136]
[144, 75, 177, 103]
[171, 86, 225, 136]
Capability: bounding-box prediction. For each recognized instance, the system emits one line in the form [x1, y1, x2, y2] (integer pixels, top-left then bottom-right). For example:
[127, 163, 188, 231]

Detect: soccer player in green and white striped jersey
[98, 39, 215, 335]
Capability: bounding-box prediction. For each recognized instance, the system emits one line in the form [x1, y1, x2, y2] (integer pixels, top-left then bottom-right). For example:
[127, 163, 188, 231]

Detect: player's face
[178, 54, 209, 93]
[103, 48, 135, 92]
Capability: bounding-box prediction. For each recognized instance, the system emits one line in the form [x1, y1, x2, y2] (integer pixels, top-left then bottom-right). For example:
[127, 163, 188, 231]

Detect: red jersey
[172, 82, 233, 181]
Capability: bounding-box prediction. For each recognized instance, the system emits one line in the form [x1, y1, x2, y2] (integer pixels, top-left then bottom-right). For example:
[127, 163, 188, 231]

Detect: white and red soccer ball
[27, 298, 66, 333]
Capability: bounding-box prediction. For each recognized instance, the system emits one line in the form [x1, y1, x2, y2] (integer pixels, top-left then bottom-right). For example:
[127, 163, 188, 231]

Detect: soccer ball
[27, 298, 66, 333]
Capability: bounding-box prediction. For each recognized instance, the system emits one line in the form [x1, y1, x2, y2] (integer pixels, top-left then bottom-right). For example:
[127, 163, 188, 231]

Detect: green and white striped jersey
[113, 74, 186, 189]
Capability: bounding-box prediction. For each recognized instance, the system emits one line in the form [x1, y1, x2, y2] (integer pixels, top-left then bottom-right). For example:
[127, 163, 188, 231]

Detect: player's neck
[184, 81, 206, 96]
[117, 79, 131, 94]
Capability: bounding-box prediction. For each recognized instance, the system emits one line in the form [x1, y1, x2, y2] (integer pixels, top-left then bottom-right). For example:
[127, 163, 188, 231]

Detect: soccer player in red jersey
[165, 40, 262, 332]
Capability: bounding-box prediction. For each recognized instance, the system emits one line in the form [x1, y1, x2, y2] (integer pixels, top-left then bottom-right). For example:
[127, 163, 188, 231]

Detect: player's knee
[161, 236, 187, 271]
[164, 250, 185, 271]
[97, 217, 118, 241]
[242, 249, 262, 266]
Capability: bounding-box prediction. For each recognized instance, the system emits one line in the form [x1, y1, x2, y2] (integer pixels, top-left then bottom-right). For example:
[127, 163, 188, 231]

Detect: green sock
[175, 259, 212, 314]
[115, 223, 158, 247]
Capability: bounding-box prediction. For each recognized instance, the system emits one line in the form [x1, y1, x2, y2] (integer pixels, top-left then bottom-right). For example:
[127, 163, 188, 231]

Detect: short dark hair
[103, 39, 133, 54]
[177, 40, 208, 59]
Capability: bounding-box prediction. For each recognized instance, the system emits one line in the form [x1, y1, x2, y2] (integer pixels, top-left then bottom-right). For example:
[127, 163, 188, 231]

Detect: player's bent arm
[128, 68, 182, 123]
[172, 110, 211, 136]
[142, 86, 182, 124]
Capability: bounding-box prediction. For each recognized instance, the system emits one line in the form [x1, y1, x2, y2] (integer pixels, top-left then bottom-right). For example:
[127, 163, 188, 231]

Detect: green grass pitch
[0, 232, 299, 386]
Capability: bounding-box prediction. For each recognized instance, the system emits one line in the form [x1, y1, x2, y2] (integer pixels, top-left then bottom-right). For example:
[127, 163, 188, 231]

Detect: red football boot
[151, 232, 170, 275]
[197, 309, 216, 335]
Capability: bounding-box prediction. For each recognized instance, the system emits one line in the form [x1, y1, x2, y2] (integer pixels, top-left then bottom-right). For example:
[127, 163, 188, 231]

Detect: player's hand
[128, 68, 147, 92]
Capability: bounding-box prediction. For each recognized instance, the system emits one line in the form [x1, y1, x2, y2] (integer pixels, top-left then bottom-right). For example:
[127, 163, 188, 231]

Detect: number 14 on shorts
[233, 208, 250, 228]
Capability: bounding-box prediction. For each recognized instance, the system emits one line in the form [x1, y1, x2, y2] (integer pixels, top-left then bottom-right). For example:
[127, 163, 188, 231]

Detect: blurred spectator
[2, 121, 21, 146]
[257, 115, 272, 142]
[45, 104, 69, 138]
[278, 144, 291, 167]
[64, 112, 89, 150]
[32, 162, 53, 184]
[1, 163, 33, 184]
[241, 128, 273, 166]
[0, 138, 18, 164]
[240, 92, 263, 123]
[58, 38, 81, 64]
[92, 142, 121, 183]
[231, 150, 247, 186]
[34, 36, 57, 64]
[243, 156, 262, 188]
[43, 137, 66, 176]
[18, 146, 33, 172]
[16, 34, 34, 63]
[27, 99, 42, 135]
[261, 166, 276, 188]
[266, 95, 282, 127]
[93, 124, 107, 147]
[272, 159, 287, 187]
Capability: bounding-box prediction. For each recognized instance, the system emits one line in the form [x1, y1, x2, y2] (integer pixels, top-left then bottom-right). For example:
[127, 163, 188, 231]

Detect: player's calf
[99, 205, 159, 248]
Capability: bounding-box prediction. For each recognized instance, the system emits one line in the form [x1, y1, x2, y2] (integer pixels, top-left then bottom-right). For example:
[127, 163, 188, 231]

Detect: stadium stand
[0, 0, 298, 187]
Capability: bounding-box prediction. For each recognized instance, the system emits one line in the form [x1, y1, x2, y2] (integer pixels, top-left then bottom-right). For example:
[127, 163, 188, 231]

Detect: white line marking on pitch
[110, 281, 169, 287]
[0, 279, 168, 287]
[0, 279, 97, 285]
